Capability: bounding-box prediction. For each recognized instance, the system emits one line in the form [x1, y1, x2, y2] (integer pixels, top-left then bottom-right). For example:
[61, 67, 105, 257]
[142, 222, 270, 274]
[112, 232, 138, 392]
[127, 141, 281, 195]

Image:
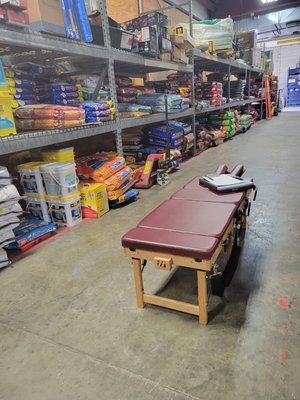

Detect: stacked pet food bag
[137, 93, 189, 113]
[73, 75, 110, 102]
[239, 113, 254, 132]
[14, 104, 85, 130]
[194, 71, 210, 111]
[207, 110, 239, 138]
[80, 100, 115, 123]
[149, 73, 191, 101]
[76, 154, 139, 208]
[223, 79, 246, 101]
[5, 68, 36, 108]
[0, 167, 22, 268]
[116, 77, 152, 119]
[37, 82, 82, 106]
[196, 117, 227, 151]
[140, 121, 193, 162]
[196, 81, 223, 107]
[122, 131, 145, 162]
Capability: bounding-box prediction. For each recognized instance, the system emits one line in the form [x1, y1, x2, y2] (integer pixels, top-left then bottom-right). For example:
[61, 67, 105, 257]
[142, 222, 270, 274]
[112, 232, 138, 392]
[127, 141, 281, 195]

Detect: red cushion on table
[138, 199, 237, 238]
[122, 227, 218, 259]
[171, 188, 245, 205]
[183, 177, 206, 189]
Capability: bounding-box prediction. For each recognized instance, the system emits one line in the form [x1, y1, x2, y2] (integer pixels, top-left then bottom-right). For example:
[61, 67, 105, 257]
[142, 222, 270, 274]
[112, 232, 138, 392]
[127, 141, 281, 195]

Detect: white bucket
[18, 162, 46, 197]
[26, 197, 51, 223]
[47, 194, 82, 227]
[40, 162, 78, 198]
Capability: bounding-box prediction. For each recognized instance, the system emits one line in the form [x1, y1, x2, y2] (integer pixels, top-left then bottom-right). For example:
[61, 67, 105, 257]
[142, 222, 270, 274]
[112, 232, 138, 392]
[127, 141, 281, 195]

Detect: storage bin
[26, 197, 51, 223]
[17, 161, 47, 197]
[47, 193, 82, 227]
[42, 147, 75, 163]
[40, 162, 78, 198]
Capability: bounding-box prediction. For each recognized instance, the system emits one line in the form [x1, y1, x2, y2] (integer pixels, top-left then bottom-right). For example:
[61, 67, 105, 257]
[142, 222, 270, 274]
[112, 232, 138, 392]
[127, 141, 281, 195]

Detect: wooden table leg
[132, 258, 145, 308]
[197, 271, 208, 325]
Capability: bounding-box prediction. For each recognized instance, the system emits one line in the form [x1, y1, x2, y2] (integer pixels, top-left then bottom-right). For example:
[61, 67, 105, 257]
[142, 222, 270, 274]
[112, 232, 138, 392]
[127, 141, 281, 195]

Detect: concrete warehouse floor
[0, 111, 299, 400]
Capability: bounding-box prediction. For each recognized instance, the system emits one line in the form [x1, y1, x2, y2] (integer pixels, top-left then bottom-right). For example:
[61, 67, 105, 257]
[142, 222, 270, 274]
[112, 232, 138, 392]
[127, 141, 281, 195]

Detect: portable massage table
[122, 165, 254, 325]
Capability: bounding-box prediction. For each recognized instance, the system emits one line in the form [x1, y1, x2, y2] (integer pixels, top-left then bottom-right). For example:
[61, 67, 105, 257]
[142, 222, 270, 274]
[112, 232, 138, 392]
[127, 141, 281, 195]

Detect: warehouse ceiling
[197, 0, 300, 19]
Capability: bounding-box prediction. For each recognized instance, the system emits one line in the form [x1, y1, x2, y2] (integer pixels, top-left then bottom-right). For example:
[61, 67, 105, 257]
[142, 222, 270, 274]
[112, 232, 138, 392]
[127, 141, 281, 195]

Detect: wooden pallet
[215, 48, 234, 58]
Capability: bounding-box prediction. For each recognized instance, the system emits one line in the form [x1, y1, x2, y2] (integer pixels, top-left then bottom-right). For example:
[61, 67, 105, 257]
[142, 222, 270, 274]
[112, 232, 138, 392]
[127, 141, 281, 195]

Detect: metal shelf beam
[193, 49, 263, 74]
[0, 25, 109, 60]
[196, 98, 264, 115]
[0, 109, 196, 155]
[0, 122, 117, 155]
[112, 49, 193, 74]
[120, 108, 195, 130]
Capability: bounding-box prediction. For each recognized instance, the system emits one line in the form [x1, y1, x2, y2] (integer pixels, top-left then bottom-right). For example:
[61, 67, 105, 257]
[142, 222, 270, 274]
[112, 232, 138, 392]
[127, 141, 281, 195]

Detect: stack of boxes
[121, 12, 171, 59]
[170, 26, 194, 64]
[0, 0, 29, 27]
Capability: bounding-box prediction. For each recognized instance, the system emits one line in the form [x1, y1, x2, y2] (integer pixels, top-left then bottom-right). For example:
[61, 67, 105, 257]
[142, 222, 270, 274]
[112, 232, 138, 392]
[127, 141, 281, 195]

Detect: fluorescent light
[261, 0, 278, 3]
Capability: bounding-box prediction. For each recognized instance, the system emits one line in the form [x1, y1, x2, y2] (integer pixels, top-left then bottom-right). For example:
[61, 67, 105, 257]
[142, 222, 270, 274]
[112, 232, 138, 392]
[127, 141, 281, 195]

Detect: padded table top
[171, 188, 245, 205]
[122, 227, 219, 259]
[138, 199, 237, 239]
[184, 177, 207, 189]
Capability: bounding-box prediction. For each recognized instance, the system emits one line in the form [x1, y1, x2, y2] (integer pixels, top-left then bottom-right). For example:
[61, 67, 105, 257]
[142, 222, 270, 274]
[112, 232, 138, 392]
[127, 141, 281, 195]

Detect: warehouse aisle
[0, 112, 299, 400]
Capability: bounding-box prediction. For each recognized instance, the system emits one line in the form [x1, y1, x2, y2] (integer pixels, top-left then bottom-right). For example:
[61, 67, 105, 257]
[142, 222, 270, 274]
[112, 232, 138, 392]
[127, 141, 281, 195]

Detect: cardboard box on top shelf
[172, 45, 189, 64]
[27, 0, 65, 36]
[137, 26, 159, 58]
[0, 0, 27, 9]
[1, 6, 29, 26]
[160, 37, 172, 53]
[173, 26, 194, 47]
[89, 11, 134, 51]
[131, 78, 144, 86]
[160, 52, 172, 62]
[170, 33, 194, 51]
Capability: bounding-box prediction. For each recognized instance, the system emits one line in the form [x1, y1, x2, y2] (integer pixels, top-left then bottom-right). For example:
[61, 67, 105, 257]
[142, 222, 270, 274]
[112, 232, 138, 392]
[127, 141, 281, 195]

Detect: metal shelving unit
[196, 98, 265, 116]
[0, 122, 117, 155]
[0, 0, 265, 157]
[120, 108, 195, 130]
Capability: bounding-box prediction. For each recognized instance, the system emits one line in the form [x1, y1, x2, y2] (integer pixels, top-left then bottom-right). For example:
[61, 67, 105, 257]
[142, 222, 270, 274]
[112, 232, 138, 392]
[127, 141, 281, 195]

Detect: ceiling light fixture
[261, 0, 278, 3]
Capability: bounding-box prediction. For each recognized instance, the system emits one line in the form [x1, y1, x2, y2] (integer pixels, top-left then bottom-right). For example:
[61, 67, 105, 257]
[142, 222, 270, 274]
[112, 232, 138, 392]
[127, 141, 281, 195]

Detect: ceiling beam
[197, 0, 216, 12]
[213, 0, 300, 19]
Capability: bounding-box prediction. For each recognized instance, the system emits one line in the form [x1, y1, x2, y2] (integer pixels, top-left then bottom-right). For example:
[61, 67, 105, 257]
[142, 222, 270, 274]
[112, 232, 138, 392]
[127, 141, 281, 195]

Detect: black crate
[138, 26, 159, 58]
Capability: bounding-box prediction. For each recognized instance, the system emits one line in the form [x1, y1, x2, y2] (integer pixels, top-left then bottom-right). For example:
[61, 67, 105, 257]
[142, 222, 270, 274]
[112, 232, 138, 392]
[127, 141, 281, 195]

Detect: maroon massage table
[122, 165, 253, 325]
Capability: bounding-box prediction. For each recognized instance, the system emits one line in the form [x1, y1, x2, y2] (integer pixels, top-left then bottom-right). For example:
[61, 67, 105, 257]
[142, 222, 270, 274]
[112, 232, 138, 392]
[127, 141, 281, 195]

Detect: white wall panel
[272, 43, 300, 100]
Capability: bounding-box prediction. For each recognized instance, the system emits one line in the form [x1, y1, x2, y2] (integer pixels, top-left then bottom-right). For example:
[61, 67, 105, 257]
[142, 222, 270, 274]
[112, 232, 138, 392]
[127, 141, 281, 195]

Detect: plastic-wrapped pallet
[180, 18, 234, 50]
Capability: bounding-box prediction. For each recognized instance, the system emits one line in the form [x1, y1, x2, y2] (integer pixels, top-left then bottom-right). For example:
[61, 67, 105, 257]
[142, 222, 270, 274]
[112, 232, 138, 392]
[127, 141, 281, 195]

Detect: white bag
[0, 166, 13, 186]
[0, 185, 20, 203]
[0, 248, 10, 269]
